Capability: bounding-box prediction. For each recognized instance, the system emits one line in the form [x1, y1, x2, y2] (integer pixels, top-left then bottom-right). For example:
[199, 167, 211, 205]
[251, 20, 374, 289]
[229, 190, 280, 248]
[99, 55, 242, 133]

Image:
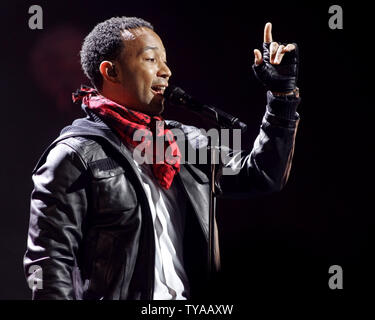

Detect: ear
[99, 61, 120, 84]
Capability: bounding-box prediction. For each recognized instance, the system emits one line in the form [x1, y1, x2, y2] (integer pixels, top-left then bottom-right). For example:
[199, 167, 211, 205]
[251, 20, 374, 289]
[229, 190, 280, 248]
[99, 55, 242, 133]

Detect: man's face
[115, 27, 172, 115]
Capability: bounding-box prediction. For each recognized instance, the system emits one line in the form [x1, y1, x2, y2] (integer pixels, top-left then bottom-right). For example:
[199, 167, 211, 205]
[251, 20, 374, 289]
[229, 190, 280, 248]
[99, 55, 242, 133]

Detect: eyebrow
[141, 46, 158, 53]
[139, 46, 167, 57]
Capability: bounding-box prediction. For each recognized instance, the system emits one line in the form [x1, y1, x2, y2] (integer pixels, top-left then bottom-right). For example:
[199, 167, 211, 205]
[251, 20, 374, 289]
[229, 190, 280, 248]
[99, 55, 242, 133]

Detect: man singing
[24, 16, 301, 300]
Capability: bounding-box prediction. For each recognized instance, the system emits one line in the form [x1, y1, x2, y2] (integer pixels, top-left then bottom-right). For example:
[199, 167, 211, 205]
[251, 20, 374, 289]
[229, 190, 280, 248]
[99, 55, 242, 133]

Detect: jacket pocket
[89, 159, 137, 214]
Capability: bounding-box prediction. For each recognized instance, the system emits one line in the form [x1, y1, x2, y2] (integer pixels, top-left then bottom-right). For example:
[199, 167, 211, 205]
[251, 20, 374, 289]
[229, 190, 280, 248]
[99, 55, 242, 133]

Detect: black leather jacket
[24, 92, 300, 300]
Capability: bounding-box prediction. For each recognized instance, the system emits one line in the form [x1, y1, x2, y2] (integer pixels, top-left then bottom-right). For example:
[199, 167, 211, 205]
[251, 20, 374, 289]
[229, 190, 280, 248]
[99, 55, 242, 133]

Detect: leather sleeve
[216, 93, 300, 198]
[23, 142, 88, 299]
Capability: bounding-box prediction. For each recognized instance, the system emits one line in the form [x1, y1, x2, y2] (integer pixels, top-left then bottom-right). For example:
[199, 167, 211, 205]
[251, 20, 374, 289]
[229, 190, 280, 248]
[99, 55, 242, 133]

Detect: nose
[157, 61, 172, 80]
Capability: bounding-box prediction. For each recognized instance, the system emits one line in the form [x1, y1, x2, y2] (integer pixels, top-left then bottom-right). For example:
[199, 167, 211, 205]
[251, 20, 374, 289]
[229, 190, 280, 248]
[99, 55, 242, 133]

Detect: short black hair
[80, 16, 154, 89]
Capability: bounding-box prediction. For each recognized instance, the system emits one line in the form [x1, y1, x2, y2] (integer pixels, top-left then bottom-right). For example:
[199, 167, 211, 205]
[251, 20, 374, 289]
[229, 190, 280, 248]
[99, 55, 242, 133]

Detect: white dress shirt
[132, 158, 190, 300]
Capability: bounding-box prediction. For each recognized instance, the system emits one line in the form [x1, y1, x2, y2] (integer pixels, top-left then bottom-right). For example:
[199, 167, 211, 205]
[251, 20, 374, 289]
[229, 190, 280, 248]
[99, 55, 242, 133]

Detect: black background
[0, 0, 373, 307]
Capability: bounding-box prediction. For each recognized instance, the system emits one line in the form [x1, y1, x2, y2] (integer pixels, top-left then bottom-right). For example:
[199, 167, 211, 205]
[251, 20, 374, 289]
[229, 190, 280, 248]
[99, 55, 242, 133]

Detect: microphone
[163, 85, 247, 132]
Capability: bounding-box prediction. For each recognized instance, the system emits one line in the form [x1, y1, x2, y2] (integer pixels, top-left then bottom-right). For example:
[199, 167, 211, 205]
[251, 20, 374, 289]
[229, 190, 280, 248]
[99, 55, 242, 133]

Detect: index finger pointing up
[264, 22, 272, 43]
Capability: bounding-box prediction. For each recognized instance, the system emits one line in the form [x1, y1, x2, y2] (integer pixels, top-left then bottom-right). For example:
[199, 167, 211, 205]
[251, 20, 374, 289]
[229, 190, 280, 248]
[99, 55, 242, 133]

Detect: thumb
[253, 49, 263, 66]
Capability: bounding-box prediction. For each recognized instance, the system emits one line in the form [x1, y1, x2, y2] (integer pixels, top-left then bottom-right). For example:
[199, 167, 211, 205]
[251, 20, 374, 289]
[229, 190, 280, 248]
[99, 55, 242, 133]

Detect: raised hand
[253, 22, 299, 95]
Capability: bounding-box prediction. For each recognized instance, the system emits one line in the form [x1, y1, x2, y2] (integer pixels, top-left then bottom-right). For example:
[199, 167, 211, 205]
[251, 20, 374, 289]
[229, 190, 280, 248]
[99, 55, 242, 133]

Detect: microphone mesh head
[163, 85, 187, 107]
[163, 85, 174, 99]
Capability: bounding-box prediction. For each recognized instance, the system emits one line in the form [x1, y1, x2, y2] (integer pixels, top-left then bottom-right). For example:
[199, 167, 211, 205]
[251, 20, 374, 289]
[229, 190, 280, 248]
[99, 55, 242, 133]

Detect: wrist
[272, 87, 300, 98]
[266, 90, 301, 120]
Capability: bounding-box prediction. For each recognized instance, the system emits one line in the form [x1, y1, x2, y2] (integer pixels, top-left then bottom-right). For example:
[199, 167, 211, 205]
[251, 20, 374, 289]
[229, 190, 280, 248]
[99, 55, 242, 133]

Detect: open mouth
[151, 85, 167, 95]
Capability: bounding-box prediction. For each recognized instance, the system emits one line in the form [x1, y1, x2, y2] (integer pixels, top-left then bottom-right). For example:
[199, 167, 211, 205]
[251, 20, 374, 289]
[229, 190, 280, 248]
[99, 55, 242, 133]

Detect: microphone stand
[207, 123, 246, 282]
[208, 135, 218, 281]
[163, 87, 247, 280]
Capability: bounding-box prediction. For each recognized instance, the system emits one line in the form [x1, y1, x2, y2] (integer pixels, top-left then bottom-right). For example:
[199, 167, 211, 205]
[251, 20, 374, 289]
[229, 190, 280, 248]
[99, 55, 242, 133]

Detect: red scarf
[72, 85, 181, 190]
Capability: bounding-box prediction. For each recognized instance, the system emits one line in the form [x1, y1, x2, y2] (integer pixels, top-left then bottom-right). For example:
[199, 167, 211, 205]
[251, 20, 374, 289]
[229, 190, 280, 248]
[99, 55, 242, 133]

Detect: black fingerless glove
[252, 42, 299, 92]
